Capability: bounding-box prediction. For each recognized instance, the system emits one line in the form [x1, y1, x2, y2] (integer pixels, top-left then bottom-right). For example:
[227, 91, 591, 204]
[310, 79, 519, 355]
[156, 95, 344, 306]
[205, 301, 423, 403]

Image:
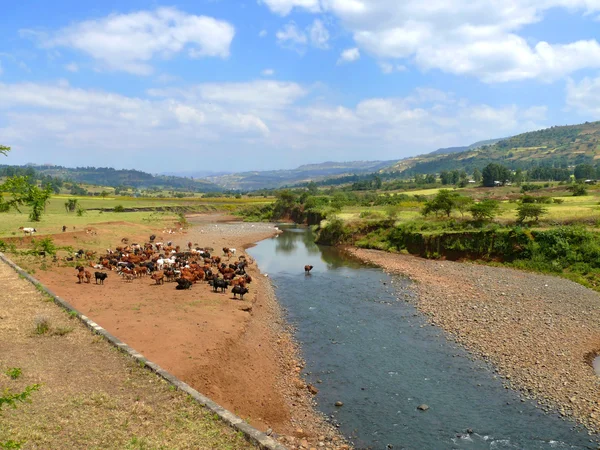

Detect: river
[248, 226, 596, 450]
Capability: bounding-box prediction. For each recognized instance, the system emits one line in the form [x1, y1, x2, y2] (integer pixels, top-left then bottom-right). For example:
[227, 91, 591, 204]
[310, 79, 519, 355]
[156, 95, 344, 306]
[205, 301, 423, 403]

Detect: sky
[1, 1, 600, 173]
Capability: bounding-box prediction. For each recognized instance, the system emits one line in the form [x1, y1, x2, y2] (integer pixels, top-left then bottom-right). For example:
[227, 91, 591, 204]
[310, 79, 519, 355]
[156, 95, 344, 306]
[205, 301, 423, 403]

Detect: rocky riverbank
[349, 248, 600, 436]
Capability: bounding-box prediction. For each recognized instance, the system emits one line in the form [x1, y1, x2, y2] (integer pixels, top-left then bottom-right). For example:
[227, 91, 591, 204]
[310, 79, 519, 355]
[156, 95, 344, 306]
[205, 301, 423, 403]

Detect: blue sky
[2, 1, 600, 173]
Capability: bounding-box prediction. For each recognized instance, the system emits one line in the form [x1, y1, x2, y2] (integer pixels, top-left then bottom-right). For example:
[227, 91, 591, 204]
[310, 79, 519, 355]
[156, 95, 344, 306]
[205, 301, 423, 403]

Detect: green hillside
[385, 121, 600, 176]
[9, 165, 221, 192]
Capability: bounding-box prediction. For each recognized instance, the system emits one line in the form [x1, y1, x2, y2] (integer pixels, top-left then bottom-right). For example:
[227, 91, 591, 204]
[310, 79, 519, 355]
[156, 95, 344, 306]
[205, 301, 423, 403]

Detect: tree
[473, 168, 482, 183]
[0, 145, 9, 156]
[574, 164, 595, 181]
[422, 190, 458, 217]
[100, 190, 109, 199]
[482, 163, 510, 187]
[516, 203, 547, 223]
[469, 199, 500, 221]
[64, 198, 79, 212]
[424, 173, 436, 184]
[1, 177, 53, 222]
[453, 195, 474, 217]
[440, 171, 451, 185]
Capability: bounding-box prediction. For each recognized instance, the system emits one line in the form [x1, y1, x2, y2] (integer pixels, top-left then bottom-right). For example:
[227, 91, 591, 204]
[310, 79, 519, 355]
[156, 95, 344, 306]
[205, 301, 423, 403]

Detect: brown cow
[84, 270, 92, 284]
[151, 271, 164, 285]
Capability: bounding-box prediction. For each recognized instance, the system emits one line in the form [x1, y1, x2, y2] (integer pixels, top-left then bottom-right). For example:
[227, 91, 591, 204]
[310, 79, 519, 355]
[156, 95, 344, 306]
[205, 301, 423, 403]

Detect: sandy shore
[349, 248, 600, 435]
[12, 214, 347, 450]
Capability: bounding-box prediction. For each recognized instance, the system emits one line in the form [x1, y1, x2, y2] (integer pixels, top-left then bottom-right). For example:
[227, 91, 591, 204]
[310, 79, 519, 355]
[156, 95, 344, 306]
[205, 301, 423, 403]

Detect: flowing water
[248, 226, 596, 450]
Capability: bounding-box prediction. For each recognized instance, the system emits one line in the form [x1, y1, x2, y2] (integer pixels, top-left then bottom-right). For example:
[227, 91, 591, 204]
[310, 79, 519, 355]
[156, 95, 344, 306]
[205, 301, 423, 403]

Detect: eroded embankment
[349, 248, 600, 434]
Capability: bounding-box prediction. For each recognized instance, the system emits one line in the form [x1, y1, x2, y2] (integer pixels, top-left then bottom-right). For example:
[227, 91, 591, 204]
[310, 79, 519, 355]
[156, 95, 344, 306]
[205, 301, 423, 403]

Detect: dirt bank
[0, 255, 258, 449]
[12, 214, 346, 449]
[349, 248, 600, 435]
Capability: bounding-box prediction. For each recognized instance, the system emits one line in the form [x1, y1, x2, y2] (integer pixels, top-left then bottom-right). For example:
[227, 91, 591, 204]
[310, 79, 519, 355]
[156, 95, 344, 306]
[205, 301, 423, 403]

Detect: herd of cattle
[73, 235, 252, 299]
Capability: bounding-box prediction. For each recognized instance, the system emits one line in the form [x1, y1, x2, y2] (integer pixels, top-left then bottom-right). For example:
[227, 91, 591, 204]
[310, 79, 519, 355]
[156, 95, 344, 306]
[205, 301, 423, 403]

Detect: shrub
[553, 198, 565, 204]
[469, 199, 500, 221]
[113, 204, 125, 212]
[5, 368, 22, 380]
[516, 203, 547, 223]
[34, 316, 50, 335]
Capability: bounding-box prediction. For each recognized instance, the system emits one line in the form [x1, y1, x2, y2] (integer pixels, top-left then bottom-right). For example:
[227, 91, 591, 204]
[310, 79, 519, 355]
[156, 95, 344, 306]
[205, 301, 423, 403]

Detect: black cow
[176, 279, 192, 290]
[231, 285, 249, 300]
[210, 278, 229, 293]
[95, 272, 108, 285]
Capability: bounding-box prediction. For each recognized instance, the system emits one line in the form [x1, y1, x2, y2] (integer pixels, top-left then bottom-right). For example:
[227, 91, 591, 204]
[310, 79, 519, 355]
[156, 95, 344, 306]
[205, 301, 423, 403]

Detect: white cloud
[261, 68, 275, 76]
[261, 0, 600, 82]
[259, 0, 320, 16]
[259, 29, 268, 38]
[38, 7, 235, 75]
[277, 19, 331, 52]
[379, 62, 407, 74]
[337, 47, 360, 64]
[65, 62, 79, 72]
[0, 62, 3, 76]
[0, 79, 547, 171]
[566, 76, 600, 115]
[308, 19, 329, 49]
[276, 22, 307, 50]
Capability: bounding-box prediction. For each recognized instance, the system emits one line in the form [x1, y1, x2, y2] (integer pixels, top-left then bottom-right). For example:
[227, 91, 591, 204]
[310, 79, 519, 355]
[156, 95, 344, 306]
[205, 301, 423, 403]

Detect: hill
[12, 165, 221, 192]
[384, 121, 600, 176]
[428, 138, 504, 156]
[203, 160, 397, 190]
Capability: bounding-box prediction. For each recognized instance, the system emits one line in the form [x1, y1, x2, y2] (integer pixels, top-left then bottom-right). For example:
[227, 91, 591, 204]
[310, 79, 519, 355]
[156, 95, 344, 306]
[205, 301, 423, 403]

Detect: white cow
[19, 227, 37, 235]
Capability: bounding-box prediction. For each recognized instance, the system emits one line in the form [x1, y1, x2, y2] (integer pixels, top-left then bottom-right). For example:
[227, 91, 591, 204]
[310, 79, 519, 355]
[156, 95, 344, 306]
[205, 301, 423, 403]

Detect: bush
[516, 203, 547, 223]
[113, 204, 125, 212]
[553, 198, 565, 204]
[570, 184, 588, 196]
[34, 316, 50, 335]
[469, 199, 500, 221]
[31, 237, 56, 256]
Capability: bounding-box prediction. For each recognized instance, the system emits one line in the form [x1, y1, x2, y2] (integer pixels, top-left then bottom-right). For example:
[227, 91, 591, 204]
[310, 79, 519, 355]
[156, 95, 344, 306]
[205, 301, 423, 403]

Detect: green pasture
[0, 195, 274, 238]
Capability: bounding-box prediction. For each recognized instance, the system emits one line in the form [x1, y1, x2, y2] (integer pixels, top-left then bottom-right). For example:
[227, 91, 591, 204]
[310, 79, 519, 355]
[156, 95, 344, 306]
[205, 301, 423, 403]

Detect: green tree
[469, 199, 500, 221]
[100, 190, 109, 198]
[574, 164, 595, 181]
[440, 170, 451, 185]
[0, 176, 53, 222]
[482, 163, 510, 187]
[453, 195, 474, 217]
[422, 189, 458, 218]
[0, 145, 9, 156]
[64, 198, 79, 213]
[472, 168, 482, 183]
[424, 173, 436, 184]
[516, 203, 547, 223]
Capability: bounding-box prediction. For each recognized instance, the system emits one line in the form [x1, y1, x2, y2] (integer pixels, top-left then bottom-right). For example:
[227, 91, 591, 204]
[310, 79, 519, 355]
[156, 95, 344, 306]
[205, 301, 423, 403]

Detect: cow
[176, 278, 192, 290]
[19, 227, 37, 235]
[84, 270, 92, 284]
[210, 278, 229, 293]
[94, 272, 108, 285]
[304, 265, 314, 274]
[231, 285, 249, 300]
[151, 271, 165, 285]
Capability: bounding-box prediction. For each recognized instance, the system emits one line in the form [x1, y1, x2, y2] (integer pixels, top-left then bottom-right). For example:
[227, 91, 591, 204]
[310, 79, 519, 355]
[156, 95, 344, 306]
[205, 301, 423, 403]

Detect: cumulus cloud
[566, 76, 600, 115]
[261, 68, 275, 76]
[261, 0, 600, 82]
[276, 22, 307, 50]
[0, 80, 547, 171]
[35, 7, 235, 75]
[337, 47, 360, 64]
[259, 29, 268, 37]
[308, 19, 329, 49]
[276, 19, 330, 51]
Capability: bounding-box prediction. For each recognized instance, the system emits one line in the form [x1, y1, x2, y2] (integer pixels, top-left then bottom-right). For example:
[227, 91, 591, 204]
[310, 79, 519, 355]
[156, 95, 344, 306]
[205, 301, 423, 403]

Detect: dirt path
[349, 248, 600, 434]
[0, 257, 258, 449]
[11, 214, 346, 449]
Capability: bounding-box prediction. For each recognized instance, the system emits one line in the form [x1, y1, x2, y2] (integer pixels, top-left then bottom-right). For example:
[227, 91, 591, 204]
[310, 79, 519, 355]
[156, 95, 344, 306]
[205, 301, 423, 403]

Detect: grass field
[0, 195, 274, 239]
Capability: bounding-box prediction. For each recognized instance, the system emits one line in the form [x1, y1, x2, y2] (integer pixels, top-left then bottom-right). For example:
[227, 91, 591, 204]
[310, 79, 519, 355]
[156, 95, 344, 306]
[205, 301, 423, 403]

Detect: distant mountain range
[202, 160, 397, 190]
[9, 121, 599, 192]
